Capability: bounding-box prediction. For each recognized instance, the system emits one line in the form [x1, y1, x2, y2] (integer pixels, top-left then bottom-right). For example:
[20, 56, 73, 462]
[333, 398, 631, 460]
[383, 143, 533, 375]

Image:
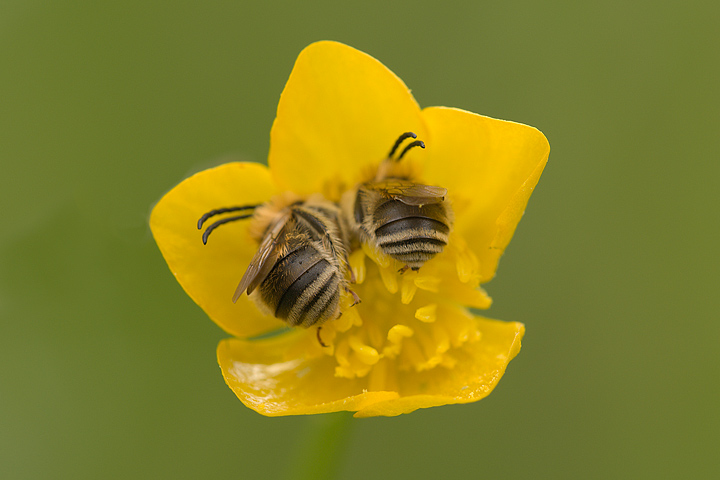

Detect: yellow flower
[150, 41, 549, 417]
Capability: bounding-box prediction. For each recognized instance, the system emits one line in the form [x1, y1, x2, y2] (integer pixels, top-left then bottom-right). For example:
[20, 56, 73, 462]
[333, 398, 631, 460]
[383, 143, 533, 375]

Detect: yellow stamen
[379, 265, 399, 293]
[443, 284, 492, 309]
[414, 274, 440, 292]
[450, 235, 480, 284]
[348, 335, 380, 365]
[414, 304, 437, 323]
[387, 324, 414, 343]
[383, 324, 413, 358]
[347, 352, 373, 378]
[312, 228, 489, 381]
[333, 306, 360, 333]
[349, 249, 366, 284]
[400, 272, 418, 304]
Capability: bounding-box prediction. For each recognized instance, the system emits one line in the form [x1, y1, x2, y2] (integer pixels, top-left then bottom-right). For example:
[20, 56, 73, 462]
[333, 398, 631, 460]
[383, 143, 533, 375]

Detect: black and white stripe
[255, 208, 344, 328]
[372, 199, 450, 269]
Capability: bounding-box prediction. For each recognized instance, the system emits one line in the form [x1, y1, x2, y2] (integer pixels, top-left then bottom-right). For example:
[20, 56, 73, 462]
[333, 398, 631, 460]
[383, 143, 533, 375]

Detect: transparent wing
[232, 210, 292, 302]
[364, 180, 447, 205]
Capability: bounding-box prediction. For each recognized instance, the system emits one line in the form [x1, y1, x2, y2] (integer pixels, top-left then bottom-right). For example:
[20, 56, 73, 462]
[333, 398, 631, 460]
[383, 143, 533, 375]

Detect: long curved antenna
[388, 132, 417, 159]
[397, 140, 425, 160]
[202, 214, 254, 244]
[197, 205, 259, 230]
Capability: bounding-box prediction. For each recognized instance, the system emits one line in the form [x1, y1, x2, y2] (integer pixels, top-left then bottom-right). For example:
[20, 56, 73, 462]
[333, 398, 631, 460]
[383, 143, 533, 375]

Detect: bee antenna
[397, 140, 425, 160]
[202, 214, 254, 245]
[388, 132, 417, 159]
[197, 205, 259, 230]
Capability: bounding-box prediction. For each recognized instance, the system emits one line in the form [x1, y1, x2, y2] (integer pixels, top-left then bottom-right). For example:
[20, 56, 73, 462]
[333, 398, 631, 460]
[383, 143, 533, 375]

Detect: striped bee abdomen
[373, 200, 450, 269]
[258, 242, 341, 327]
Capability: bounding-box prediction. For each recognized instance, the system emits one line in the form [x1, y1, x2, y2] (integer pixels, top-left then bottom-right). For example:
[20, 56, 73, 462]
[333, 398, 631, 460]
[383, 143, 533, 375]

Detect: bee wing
[365, 181, 447, 206]
[232, 210, 292, 302]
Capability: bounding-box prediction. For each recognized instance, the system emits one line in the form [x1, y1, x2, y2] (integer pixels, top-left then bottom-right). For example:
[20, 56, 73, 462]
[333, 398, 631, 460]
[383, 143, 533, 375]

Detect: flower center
[306, 232, 492, 391]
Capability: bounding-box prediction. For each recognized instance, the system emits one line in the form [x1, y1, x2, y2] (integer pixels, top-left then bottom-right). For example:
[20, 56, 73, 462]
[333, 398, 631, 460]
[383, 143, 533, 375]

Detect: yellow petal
[218, 334, 398, 416]
[269, 41, 427, 200]
[421, 107, 549, 282]
[354, 317, 524, 417]
[150, 162, 286, 338]
[217, 315, 523, 417]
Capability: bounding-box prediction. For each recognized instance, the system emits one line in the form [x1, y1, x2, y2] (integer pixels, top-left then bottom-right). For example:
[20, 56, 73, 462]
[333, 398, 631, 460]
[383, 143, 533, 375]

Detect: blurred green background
[2, 1, 718, 479]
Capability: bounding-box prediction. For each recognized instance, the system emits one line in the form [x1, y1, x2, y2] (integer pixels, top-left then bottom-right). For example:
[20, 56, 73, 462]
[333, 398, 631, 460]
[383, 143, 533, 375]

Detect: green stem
[286, 412, 354, 480]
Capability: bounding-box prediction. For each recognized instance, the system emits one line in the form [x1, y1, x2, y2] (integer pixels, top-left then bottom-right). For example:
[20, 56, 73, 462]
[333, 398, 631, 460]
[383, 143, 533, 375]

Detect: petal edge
[269, 41, 426, 200]
[150, 162, 285, 338]
[421, 106, 549, 282]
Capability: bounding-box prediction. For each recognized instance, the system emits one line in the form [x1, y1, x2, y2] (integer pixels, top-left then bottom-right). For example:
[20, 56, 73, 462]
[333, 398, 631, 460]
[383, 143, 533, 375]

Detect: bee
[342, 132, 453, 272]
[197, 193, 358, 328]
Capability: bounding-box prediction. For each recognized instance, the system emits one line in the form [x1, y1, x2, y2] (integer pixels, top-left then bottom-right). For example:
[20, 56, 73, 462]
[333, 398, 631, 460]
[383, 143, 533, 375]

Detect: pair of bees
[197, 133, 453, 329]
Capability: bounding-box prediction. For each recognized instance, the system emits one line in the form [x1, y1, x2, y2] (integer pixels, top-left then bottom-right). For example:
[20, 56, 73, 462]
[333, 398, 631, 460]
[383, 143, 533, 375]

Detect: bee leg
[345, 287, 361, 307]
[343, 253, 357, 283]
[324, 232, 356, 284]
[316, 326, 329, 348]
[397, 265, 411, 275]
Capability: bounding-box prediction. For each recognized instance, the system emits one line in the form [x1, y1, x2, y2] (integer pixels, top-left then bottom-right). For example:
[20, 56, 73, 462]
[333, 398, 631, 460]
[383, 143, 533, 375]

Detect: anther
[388, 132, 417, 158]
